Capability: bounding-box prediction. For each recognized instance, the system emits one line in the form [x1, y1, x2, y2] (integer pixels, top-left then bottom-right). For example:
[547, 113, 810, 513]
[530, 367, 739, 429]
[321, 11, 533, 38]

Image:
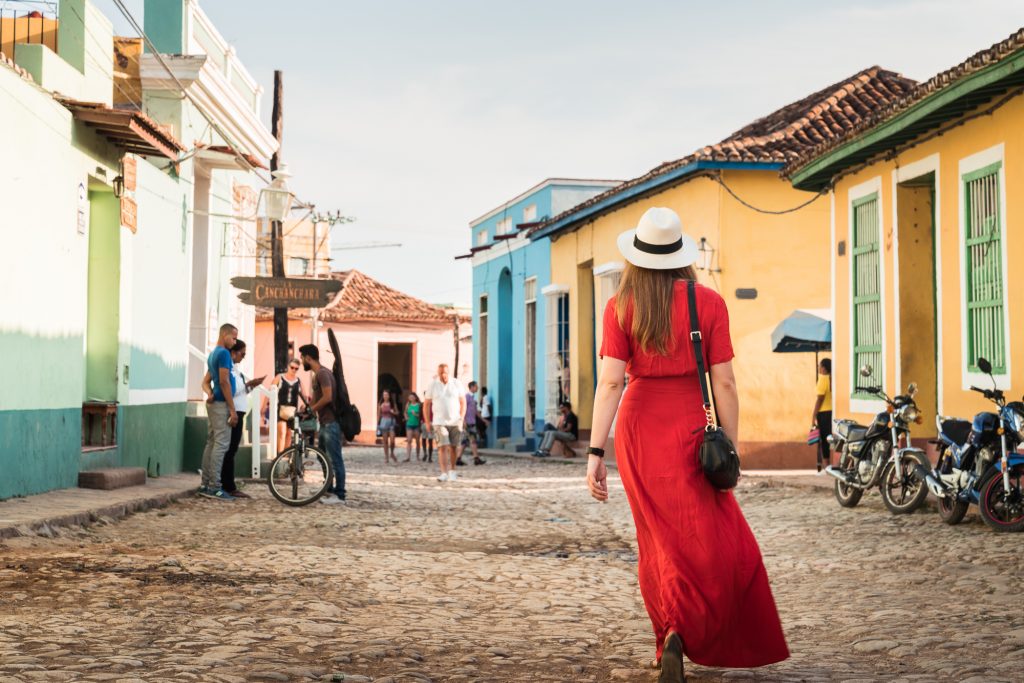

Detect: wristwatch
[587, 446, 605, 458]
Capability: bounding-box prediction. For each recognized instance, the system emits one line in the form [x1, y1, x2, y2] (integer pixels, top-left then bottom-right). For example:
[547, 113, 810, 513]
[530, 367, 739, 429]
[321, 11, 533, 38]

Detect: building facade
[254, 270, 471, 444]
[467, 179, 620, 448]
[528, 69, 917, 467]
[788, 29, 1024, 443]
[0, 0, 276, 499]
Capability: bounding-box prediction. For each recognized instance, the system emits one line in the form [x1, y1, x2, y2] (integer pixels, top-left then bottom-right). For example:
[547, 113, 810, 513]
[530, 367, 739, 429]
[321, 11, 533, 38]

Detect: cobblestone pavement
[1, 447, 1022, 682]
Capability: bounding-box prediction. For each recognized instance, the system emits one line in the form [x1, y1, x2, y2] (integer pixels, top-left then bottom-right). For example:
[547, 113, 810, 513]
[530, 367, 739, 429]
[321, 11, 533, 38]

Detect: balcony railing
[188, 2, 262, 114]
[0, 6, 57, 63]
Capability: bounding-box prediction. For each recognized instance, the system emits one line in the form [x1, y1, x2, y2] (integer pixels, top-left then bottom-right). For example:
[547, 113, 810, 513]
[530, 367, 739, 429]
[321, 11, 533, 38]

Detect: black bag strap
[687, 280, 717, 431]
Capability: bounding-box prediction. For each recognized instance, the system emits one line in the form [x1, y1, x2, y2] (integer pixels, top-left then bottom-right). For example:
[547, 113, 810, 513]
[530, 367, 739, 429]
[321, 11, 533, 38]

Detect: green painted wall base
[80, 447, 121, 471]
[0, 407, 80, 500]
[121, 402, 186, 477]
[184, 414, 261, 479]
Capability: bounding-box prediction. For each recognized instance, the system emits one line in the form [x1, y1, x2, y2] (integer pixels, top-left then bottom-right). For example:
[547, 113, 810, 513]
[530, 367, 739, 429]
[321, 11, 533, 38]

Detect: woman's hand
[587, 455, 608, 502]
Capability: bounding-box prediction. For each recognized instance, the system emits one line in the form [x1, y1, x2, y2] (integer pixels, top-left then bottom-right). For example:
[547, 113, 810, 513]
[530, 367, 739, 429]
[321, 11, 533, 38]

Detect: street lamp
[261, 163, 294, 221]
[697, 237, 720, 273]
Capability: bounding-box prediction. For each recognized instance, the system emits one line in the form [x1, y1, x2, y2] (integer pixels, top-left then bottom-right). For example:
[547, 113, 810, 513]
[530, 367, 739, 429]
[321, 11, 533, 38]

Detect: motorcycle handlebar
[855, 386, 880, 394]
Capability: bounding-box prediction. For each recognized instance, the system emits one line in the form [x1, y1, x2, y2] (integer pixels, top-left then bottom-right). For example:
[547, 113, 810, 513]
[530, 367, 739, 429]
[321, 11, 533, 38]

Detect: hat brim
[616, 229, 699, 270]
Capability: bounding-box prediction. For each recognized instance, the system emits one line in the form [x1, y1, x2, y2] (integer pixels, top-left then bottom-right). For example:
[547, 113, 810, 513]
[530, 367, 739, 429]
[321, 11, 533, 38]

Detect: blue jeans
[319, 421, 345, 499]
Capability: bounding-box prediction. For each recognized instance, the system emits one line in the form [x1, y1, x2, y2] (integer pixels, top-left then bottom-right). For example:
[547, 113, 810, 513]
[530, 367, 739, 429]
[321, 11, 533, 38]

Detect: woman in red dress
[586, 207, 789, 682]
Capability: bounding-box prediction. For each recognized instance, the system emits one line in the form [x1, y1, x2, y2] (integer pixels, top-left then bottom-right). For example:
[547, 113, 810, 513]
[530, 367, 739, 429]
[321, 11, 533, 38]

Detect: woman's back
[601, 280, 734, 380]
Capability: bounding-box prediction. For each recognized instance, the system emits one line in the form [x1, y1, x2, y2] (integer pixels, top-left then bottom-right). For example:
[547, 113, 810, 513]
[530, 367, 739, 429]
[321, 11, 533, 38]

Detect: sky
[94, 0, 1024, 307]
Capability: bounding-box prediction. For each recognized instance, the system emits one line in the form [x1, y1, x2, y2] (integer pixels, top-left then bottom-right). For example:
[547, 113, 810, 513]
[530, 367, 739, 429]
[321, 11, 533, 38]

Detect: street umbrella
[771, 309, 831, 378]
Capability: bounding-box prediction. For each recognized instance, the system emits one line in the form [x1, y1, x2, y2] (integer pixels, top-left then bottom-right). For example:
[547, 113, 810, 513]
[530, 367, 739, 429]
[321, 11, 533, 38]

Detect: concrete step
[78, 467, 147, 491]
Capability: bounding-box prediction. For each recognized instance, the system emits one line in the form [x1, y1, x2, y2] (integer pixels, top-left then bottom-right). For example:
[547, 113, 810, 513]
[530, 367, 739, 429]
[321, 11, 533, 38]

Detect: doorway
[378, 342, 414, 410]
[896, 173, 938, 439]
[85, 186, 120, 403]
[497, 268, 513, 437]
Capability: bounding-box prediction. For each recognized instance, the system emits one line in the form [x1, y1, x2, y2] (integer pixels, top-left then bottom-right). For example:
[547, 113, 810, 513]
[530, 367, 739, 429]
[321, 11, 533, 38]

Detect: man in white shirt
[423, 363, 466, 482]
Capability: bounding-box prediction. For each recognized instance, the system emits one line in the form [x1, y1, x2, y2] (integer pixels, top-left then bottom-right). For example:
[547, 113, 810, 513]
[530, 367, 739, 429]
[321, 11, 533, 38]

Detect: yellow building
[530, 68, 917, 468]
[787, 29, 1024, 443]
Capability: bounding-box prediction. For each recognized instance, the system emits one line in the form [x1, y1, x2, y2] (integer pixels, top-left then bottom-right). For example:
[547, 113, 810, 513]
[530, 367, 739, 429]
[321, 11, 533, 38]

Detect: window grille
[852, 195, 882, 395]
[524, 279, 537, 432]
[545, 291, 570, 424]
[964, 164, 1006, 373]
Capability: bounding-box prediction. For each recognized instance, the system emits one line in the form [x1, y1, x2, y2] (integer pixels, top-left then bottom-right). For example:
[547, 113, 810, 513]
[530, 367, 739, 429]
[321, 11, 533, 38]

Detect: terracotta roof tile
[785, 28, 1024, 177]
[257, 270, 465, 325]
[532, 66, 916, 234]
[0, 50, 35, 83]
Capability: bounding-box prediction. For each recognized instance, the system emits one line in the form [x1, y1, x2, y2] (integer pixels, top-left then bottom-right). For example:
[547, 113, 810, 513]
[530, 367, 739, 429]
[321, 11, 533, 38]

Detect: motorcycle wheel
[833, 452, 863, 508]
[937, 495, 969, 525]
[978, 465, 1024, 532]
[880, 452, 929, 514]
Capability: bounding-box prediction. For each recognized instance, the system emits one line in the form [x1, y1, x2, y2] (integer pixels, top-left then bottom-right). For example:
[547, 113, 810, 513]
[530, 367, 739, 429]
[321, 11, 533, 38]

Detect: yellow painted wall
[548, 170, 832, 460]
[829, 93, 1024, 430]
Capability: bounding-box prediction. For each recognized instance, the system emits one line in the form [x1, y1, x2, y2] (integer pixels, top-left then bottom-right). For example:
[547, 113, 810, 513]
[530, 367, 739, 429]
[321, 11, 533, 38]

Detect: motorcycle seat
[939, 418, 972, 446]
[835, 419, 868, 442]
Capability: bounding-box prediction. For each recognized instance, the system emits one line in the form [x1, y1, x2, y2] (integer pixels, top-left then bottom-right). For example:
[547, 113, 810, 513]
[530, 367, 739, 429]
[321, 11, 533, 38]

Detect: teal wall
[0, 408, 80, 499]
[121, 402, 186, 477]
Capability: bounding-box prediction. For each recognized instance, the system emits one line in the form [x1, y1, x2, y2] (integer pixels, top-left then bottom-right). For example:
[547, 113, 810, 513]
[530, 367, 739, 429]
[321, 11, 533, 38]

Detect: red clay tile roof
[785, 28, 1024, 177]
[0, 50, 35, 83]
[530, 66, 916, 235]
[257, 270, 465, 324]
[56, 97, 185, 160]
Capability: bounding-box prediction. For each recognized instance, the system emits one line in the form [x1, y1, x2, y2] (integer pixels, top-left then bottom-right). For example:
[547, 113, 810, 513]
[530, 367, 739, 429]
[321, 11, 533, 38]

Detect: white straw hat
[616, 207, 698, 270]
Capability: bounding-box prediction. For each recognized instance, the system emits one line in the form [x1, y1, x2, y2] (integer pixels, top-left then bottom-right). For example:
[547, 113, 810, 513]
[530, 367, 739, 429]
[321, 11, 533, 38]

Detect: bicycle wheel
[267, 445, 333, 506]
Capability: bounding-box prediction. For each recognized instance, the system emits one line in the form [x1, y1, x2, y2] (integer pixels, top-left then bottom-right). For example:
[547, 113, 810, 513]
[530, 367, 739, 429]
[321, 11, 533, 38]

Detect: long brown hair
[615, 262, 698, 356]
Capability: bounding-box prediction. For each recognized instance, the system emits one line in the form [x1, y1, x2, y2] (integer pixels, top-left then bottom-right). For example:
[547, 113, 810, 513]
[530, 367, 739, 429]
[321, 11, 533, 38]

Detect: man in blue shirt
[199, 323, 238, 500]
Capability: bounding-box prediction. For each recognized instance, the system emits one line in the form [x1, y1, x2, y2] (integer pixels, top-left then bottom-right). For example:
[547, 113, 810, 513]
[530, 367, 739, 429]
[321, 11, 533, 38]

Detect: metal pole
[270, 69, 288, 374]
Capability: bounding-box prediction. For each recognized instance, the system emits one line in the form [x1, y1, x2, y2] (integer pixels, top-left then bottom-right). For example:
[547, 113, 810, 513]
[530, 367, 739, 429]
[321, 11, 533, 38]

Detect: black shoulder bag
[687, 280, 740, 490]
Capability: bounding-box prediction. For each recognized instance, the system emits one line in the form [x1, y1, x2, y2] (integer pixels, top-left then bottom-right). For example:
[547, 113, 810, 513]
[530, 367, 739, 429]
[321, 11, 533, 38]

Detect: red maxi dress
[600, 282, 789, 668]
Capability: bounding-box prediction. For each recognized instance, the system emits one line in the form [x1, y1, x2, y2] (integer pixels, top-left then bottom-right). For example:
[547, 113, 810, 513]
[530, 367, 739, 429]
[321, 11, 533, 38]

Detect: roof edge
[788, 40, 1024, 191]
[468, 177, 622, 228]
[529, 161, 781, 241]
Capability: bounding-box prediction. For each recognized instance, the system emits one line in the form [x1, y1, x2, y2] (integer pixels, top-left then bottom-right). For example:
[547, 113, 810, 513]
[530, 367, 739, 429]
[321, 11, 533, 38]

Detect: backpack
[328, 328, 362, 442]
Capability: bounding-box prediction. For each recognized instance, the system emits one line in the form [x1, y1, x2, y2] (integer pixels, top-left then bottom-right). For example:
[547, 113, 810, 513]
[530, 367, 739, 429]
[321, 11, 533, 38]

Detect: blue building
[466, 179, 619, 449]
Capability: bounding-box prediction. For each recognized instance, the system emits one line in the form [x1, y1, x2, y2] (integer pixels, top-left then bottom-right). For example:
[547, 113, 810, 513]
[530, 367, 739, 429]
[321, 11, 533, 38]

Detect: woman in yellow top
[812, 358, 832, 472]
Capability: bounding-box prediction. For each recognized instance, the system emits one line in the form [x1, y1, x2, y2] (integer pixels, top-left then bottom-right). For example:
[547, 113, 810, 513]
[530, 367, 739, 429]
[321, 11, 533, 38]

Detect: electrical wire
[710, 171, 828, 214]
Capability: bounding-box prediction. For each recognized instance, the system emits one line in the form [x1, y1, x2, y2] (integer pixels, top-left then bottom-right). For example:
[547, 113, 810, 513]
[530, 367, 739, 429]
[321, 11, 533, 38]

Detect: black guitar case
[327, 328, 361, 441]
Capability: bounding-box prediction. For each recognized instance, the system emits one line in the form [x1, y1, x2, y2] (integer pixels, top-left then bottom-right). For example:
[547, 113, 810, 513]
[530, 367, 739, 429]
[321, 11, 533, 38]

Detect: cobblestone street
[1, 448, 1022, 682]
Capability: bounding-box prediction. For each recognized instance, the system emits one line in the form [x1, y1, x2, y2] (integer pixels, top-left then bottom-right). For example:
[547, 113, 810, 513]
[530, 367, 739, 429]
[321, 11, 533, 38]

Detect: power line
[710, 171, 828, 215]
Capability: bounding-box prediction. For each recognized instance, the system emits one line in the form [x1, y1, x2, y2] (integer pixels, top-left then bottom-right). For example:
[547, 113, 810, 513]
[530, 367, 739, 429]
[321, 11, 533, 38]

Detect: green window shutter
[852, 194, 882, 397]
[963, 162, 1006, 374]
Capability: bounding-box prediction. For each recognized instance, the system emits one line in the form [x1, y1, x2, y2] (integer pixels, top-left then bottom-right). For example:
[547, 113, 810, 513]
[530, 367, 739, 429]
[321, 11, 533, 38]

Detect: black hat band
[633, 235, 683, 255]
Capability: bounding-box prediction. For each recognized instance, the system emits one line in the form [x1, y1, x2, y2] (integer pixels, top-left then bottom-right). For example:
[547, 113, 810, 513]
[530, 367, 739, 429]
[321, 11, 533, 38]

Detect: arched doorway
[497, 268, 513, 438]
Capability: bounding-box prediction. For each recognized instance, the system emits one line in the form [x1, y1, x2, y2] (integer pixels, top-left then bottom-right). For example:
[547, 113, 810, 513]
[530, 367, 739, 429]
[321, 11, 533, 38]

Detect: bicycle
[267, 411, 333, 506]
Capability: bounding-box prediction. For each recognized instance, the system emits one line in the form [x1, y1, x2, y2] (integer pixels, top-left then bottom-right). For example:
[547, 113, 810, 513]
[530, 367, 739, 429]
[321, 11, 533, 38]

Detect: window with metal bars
[524, 279, 537, 433]
[545, 291, 570, 424]
[852, 194, 882, 396]
[963, 163, 1006, 373]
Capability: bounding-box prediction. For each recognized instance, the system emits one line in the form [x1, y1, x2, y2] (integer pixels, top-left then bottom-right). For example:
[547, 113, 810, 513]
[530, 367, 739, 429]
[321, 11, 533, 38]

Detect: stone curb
[0, 485, 199, 540]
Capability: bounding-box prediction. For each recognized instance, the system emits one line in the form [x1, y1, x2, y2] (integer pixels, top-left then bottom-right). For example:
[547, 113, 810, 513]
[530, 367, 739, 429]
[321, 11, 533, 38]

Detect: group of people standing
[378, 366, 490, 481]
[198, 330, 346, 504]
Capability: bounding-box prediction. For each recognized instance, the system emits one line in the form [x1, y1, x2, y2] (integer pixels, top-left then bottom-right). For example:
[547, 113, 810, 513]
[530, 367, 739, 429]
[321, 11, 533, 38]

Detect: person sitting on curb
[534, 401, 579, 458]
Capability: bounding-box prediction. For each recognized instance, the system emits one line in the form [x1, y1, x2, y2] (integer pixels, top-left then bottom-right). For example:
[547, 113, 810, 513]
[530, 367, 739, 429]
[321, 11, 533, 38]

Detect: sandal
[659, 632, 684, 683]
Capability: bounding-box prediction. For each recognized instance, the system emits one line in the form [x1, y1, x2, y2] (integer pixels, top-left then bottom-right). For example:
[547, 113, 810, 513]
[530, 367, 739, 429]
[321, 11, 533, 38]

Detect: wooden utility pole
[270, 70, 288, 374]
[452, 315, 460, 378]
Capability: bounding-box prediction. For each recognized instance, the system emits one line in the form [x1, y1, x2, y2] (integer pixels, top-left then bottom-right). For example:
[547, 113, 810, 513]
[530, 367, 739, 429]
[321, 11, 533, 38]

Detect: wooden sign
[122, 155, 137, 192]
[120, 196, 138, 233]
[232, 276, 341, 308]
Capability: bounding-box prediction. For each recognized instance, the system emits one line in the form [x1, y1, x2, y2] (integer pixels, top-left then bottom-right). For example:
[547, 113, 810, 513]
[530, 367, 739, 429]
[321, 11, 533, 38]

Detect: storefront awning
[57, 98, 185, 160]
[771, 309, 831, 353]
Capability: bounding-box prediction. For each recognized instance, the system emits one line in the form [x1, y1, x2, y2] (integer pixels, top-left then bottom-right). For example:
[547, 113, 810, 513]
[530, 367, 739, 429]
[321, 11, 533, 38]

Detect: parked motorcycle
[825, 367, 930, 514]
[913, 357, 1023, 527]
[916, 357, 1024, 532]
